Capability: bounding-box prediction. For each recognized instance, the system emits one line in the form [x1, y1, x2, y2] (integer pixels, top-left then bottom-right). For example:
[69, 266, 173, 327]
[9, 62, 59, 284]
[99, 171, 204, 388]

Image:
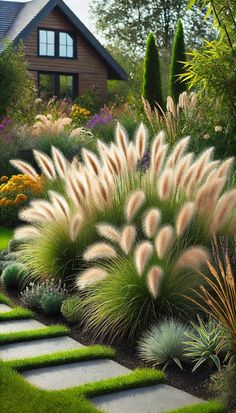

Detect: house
[0, 0, 128, 100]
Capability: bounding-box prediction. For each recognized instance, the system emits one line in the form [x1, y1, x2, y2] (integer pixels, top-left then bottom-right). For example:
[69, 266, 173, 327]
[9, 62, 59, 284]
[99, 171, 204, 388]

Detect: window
[38, 29, 76, 58]
[39, 30, 55, 56]
[59, 32, 74, 58]
[38, 72, 77, 99]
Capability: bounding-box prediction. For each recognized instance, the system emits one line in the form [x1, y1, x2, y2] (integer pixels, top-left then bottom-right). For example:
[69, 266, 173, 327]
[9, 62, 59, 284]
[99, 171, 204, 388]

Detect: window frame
[38, 28, 77, 59]
[38, 71, 78, 99]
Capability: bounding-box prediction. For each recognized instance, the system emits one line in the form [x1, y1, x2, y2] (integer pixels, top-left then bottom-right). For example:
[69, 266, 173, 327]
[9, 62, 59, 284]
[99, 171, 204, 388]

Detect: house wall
[23, 6, 108, 99]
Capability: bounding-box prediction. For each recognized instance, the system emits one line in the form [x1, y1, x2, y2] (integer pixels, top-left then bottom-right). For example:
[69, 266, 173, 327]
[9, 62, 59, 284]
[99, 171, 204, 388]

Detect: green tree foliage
[90, 0, 213, 57]
[169, 20, 187, 102]
[142, 33, 164, 110]
[0, 41, 36, 120]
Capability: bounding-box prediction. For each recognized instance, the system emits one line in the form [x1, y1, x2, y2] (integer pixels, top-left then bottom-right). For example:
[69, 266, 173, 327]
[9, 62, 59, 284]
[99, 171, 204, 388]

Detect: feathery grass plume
[9, 159, 38, 181]
[125, 190, 146, 222]
[166, 136, 190, 169]
[96, 224, 120, 243]
[150, 143, 168, 180]
[176, 202, 195, 237]
[93, 178, 109, 210]
[147, 266, 163, 298]
[120, 225, 136, 254]
[19, 207, 53, 223]
[174, 153, 193, 188]
[150, 131, 164, 169]
[33, 150, 56, 180]
[155, 225, 174, 258]
[14, 225, 41, 240]
[48, 191, 70, 220]
[135, 123, 147, 161]
[84, 242, 117, 261]
[76, 267, 108, 289]
[116, 122, 128, 158]
[195, 178, 225, 215]
[82, 148, 101, 176]
[70, 212, 83, 242]
[158, 168, 174, 200]
[197, 160, 220, 184]
[175, 247, 209, 270]
[110, 144, 123, 174]
[66, 172, 85, 210]
[51, 146, 68, 179]
[187, 148, 214, 192]
[143, 208, 161, 238]
[104, 150, 120, 175]
[216, 157, 234, 179]
[127, 142, 137, 170]
[210, 189, 236, 234]
[30, 200, 56, 220]
[135, 241, 153, 275]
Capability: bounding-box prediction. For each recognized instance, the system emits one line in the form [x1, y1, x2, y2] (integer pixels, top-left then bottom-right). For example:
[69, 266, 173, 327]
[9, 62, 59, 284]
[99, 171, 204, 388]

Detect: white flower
[203, 133, 210, 140]
[215, 126, 223, 133]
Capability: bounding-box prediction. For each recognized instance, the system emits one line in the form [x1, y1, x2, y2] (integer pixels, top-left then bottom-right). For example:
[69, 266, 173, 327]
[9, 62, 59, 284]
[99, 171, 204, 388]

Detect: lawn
[0, 226, 13, 250]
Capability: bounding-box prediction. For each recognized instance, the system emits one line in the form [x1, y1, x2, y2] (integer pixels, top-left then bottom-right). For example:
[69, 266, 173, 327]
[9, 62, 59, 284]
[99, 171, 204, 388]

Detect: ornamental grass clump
[10, 122, 236, 306]
[138, 319, 188, 370]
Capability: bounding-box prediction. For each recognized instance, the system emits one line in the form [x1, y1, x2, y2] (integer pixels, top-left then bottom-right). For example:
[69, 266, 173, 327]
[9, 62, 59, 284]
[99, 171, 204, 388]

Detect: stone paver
[0, 336, 83, 360]
[92, 384, 202, 413]
[0, 319, 45, 334]
[0, 304, 11, 312]
[22, 359, 130, 390]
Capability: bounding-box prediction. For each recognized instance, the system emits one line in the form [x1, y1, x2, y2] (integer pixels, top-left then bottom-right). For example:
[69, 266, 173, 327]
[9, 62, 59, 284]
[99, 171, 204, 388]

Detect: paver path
[0, 302, 202, 413]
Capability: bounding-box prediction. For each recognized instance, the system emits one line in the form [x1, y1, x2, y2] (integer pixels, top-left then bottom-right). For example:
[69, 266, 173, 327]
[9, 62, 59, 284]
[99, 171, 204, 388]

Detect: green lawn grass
[0, 292, 11, 305]
[0, 325, 69, 344]
[7, 345, 116, 371]
[0, 362, 165, 413]
[0, 226, 13, 250]
[0, 307, 33, 321]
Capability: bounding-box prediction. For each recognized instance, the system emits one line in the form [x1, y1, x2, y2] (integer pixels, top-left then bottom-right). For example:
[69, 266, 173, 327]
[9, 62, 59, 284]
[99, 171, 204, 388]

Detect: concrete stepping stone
[92, 384, 202, 413]
[22, 359, 130, 390]
[0, 303, 11, 312]
[0, 319, 45, 334]
[0, 336, 83, 360]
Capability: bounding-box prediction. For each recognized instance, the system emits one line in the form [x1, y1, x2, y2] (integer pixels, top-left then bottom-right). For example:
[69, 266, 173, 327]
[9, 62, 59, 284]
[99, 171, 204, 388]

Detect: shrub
[138, 319, 188, 370]
[40, 292, 64, 316]
[20, 279, 67, 312]
[169, 20, 187, 102]
[0, 41, 36, 121]
[142, 33, 164, 110]
[211, 363, 236, 412]
[11, 125, 236, 286]
[1, 263, 27, 289]
[61, 296, 84, 323]
[184, 317, 228, 371]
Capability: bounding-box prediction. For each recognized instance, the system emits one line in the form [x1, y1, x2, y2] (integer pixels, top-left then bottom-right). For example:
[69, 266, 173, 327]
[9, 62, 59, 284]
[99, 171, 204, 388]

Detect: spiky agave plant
[10, 123, 236, 283]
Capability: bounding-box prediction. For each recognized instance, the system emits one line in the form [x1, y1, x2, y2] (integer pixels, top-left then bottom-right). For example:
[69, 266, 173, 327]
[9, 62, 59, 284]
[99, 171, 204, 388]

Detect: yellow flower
[0, 176, 8, 182]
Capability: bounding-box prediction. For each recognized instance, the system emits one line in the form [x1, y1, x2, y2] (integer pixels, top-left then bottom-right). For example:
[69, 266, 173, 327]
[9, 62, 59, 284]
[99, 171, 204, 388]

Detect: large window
[39, 30, 55, 56]
[38, 72, 77, 99]
[38, 29, 76, 58]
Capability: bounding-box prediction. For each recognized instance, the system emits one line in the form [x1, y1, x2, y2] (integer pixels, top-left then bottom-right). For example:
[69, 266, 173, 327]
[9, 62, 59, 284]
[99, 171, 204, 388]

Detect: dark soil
[1, 285, 212, 400]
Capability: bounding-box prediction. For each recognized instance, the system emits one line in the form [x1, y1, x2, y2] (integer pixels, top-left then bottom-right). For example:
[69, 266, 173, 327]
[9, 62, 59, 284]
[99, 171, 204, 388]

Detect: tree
[169, 20, 187, 102]
[142, 33, 163, 110]
[0, 41, 36, 120]
[90, 0, 213, 57]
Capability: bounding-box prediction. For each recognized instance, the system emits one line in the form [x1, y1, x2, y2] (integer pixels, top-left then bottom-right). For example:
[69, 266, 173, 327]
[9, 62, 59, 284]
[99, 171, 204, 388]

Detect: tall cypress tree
[142, 32, 164, 110]
[169, 20, 187, 102]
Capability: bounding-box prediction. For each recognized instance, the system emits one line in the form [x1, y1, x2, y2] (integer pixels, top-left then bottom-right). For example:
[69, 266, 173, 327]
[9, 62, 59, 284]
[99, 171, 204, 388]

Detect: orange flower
[15, 194, 28, 203]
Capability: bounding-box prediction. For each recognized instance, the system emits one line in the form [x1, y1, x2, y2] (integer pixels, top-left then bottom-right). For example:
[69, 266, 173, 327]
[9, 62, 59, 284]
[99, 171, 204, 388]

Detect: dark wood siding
[24, 6, 108, 99]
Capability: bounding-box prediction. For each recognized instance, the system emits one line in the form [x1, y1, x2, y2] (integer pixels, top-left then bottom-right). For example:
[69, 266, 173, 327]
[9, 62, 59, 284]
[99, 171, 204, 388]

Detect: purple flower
[86, 107, 113, 129]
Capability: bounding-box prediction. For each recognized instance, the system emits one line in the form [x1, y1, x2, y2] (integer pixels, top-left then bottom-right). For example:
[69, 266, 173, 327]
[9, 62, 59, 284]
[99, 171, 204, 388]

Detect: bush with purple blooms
[0, 118, 12, 142]
[86, 107, 113, 129]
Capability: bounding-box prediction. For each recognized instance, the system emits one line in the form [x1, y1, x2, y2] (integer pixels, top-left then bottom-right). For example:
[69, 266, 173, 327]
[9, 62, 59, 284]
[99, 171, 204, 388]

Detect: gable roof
[0, 0, 128, 80]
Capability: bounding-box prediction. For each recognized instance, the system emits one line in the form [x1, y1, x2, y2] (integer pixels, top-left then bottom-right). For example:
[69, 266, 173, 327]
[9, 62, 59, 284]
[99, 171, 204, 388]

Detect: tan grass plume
[155, 225, 174, 258]
[158, 168, 174, 200]
[176, 202, 195, 237]
[135, 123, 147, 160]
[9, 160, 38, 181]
[76, 267, 108, 289]
[125, 190, 146, 222]
[175, 247, 209, 270]
[120, 225, 136, 254]
[135, 241, 153, 275]
[83, 242, 117, 261]
[51, 146, 68, 179]
[143, 208, 161, 238]
[96, 223, 121, 243]
[33, 150, 56, 180]
[147, 266, 163, 298]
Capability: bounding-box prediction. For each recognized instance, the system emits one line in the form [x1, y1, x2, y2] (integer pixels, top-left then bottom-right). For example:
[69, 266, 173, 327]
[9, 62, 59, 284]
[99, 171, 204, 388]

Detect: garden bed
[1, 284, 212, 400]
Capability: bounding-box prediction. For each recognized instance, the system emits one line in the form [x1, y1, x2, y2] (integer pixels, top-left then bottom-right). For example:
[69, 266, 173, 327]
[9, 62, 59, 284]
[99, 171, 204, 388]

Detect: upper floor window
[39, 30, 55, 56]
[38, 29, 76, 58]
